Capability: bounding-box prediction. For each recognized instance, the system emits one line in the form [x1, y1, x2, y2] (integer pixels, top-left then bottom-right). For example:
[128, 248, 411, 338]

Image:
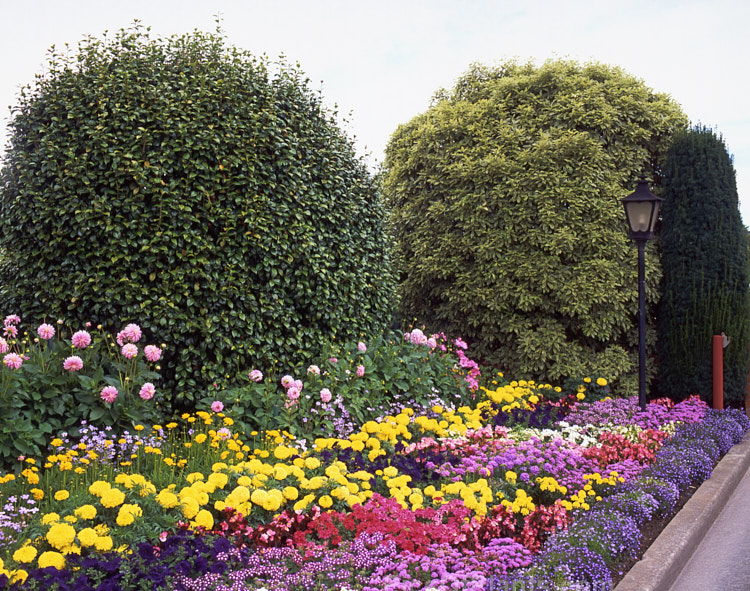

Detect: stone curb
[614, 430, 750, 591]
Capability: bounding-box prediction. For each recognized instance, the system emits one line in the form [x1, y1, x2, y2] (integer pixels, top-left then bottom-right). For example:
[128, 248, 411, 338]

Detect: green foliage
[383, 59, 687, 393]
[0, 317, 161, 470]
[0, 25, 395, 406]
[657, 126, 750, 405]
[202, 329, 480, 440]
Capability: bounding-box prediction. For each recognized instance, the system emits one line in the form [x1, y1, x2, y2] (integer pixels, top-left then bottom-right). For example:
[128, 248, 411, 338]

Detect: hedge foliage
[383, 60, 687, 393]
[657, 126, 750, 405]
[0, 26, 395, 405]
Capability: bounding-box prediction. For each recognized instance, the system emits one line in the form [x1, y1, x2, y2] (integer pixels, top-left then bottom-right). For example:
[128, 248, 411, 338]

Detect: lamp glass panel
[625, 201, 654, 233]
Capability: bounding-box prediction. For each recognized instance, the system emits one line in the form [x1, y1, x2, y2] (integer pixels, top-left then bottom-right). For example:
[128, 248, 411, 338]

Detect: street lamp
[621, 176, 662, 411]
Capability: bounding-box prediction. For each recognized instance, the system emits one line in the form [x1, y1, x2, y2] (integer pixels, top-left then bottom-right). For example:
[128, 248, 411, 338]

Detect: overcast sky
[2, 0, 749, 223]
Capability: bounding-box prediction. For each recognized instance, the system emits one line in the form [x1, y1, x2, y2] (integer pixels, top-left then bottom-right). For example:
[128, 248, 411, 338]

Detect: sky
[1, 0, 749, 223]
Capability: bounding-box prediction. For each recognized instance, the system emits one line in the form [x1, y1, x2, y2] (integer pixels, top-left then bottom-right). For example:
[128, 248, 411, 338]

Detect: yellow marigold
[37, 551, 65, 570]
[262, 490, 283, 512]
[194, 433, 208, 444]
[193, 509, 214, 530]
[94, 536, 113, 552]
[54, 490, 70, 502]
[46, 522, 77, 551]
[273, 446, 293, 460]
[282, 486, 299, 500]
[318, 495, 333, 509]
[155, 490, 180, 509]
[41, 513, 60, 525]
[12, 545, 37, 564]
[382, 466, 398, 478]
[303, 457, 321, 470]
[88, 480, 111, 497]
[116, 503, 143, 527]
[100, 488, 126, 509]
[181, 497, 200, 519]
[77, 528, 99, 548]
[597, 377, 608, 387]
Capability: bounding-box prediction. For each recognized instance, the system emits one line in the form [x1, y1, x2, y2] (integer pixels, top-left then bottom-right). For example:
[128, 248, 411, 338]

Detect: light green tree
[383, 59, 687, 392]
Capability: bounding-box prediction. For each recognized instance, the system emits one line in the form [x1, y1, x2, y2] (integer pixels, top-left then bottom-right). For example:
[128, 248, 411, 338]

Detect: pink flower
[3, 326, 17, 339]
[100, 386, 118, 403]
[139, 382, 156, 400]
[356, 364, 365, 377]
[293, 379, 303, 391]
[320, 388, 332, 403]
[280, 375, 295, 389]
[3, 315, 20, 327]
[211, 400, 224, 413]
[307, 365, 321, 375]
[121, 343, 138, 359]
[358, 341, 367, 353]
[37, 323, 55, 340]
[409, 329, 427, 346]
[144, 345, 161, 362]
[63, 356, 83, 372]
[71, 330, 92, 349]
[116, 323, 142, 346]
[287, 386, 301, 401]
[248, 369, 263, 382]
[427, 337, 437, 349]
[217, 428, 231, 440]
[3, 353, 23, 370]
[454, 337, 468, 350]
[329, 357, 338, 364]
[0, 338, 8, 354]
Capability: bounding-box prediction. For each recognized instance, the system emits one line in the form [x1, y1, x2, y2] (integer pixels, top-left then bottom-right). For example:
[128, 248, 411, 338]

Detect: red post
[713, 335, 724, 410]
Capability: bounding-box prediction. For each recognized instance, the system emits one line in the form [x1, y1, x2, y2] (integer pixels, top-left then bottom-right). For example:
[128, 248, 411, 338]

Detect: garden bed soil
[611, 483, 699, 588]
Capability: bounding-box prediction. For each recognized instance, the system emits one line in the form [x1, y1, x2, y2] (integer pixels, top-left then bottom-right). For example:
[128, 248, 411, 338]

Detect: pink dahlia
[358, 341, 367, 353]
[3, 315, 20, 327]
[144, 345, 161, 362]
[211, 400, 224, 413]
[307, 365, 321, 375]
[3, 326, 17, 339]
[116, 323, 142, 346]
[71, 330, 92, 349]
[356, 364, 365, 377]
[139, 382, 156, 401]
[121, 343, 138, 359]
[100, 386, 118, 403]
[320, 388, 332, 403]
[37, 323, 55, 340]
[63, 356, 84, 372]
[3, 353, 23, 370]
[248, 369, 263, 382]
[0, 338, 8, 354]
[280, 375, 295, 389]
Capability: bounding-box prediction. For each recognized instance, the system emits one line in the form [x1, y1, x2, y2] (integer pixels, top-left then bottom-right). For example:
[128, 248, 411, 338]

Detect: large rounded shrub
[383, 59, 687, 392]
[0, 26, 395, 404]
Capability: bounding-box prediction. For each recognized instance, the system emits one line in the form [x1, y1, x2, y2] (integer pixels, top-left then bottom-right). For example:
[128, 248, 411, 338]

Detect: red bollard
[713, 334, 724, 410]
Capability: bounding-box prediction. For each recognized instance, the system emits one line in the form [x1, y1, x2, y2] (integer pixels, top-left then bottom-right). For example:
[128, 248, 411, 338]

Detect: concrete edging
[614, 431, 750, 591]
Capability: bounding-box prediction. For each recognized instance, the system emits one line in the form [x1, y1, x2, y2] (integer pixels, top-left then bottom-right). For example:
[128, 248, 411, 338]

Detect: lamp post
[621, 177, 662, 411]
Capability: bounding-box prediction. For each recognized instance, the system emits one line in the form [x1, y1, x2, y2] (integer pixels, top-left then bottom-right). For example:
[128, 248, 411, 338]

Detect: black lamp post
[621, 177, 662, 411]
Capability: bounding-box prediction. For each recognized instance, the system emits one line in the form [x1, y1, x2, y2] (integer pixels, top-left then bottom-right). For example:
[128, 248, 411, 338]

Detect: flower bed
[0, 320, 748, 590]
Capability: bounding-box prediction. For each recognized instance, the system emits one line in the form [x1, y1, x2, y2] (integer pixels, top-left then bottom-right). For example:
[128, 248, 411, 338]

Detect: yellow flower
[318, 495, 333, 509]
[194, 433, 208, 444]
[597, 377, 608, 387]
[100, 488, 126, 508]
[54, 490, 70, 502]
[116, 503, 143, 527]
[88, 480, 111, 497]
[181, 497, 200, 519]
[303, 457, 321, 470]
[576, 392, 586, 401]
[77, 528, 99, 548]
[193, 509, 214, 530]
[37, 551, 65, 570]
[155, 490, 180, 509]
[12, 545, 37, 564]
[282, 486, 299, 501]
[30, 488, 44, 501]
[41, 513, 60, 525]
[94, 536, 113, 552]
[46, 522, 77, 551]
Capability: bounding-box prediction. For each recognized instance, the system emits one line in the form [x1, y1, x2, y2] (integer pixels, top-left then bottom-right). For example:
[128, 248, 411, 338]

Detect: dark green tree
[0, 25, 395, 404]
[657, 126, 750, 405]
[383, 59, 687, 393]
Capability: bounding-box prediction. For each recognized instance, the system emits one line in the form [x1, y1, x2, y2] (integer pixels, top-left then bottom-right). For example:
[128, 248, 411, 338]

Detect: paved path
[667, 460, 750, 591]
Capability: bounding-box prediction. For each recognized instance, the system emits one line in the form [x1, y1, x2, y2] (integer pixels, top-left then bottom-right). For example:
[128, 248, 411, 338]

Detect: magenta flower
[100, 386, 118, 403]
[287, 386, 301, 401]
[280, 375, 295, 389]
[293, 379, 303, 391]
[71, 330, 92, 349]
[211, 400, 224, 413]
[63, 356, 83, 372]
[3, 353, 23, 370]
[3, 314, 20, 327]
[37, 323, 55, 340]
[356, 364, 365, 377]
[248, 369, 263, 382]
[0, 338, 8, 354]
[121, 343, 138, 359]
[320, 388, 332, 403]
[358, 341, 367, 353]
[3, 326, 17, 339]
[329, 357, 338, 364]
[144, 345, 161, 362]
[116, 323, 142, 346]
[139, 382, 156, 401]
[454, 337, 468, 349]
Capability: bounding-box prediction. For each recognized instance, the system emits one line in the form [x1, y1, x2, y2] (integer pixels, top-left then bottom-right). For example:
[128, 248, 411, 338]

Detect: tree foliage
[657, 126, 750, 405]
[0, 25, 395, 404]
[383, 59, 687, 392]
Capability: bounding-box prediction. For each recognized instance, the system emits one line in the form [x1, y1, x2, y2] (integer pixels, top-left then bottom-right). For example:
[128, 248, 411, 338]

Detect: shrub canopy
[657, 126, 750, 405]
[383, 59, 687, 392]
[0, 26, 395, 404]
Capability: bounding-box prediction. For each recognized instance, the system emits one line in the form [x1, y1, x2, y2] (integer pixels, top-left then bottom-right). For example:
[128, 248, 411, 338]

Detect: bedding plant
[0, 316, 747, 590]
